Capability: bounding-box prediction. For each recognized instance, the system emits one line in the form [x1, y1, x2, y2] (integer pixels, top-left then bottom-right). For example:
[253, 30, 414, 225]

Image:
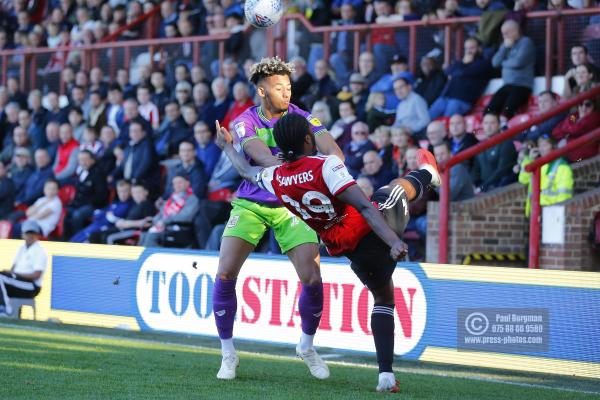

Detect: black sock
[404, 169, 433, 200]
[371, 303, 395, 373]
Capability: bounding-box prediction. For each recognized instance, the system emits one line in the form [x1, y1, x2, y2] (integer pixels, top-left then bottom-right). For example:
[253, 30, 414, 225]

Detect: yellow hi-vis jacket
[519, 156, 574, 217]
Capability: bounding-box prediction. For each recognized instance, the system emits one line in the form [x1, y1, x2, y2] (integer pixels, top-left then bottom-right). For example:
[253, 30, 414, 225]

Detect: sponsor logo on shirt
[234, 122, 246, 139]
[307, 114, 322, 127]
[331, 164, 345, 173]
[226, 215, 240, 228]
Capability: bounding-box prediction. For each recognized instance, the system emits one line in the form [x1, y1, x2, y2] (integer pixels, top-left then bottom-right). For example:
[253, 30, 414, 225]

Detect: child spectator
[80, 126, 104, 157]
[70, 179, 133, 242]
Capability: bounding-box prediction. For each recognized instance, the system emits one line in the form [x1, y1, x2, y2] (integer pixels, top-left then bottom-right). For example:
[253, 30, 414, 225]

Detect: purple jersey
[232, 103, 328, 205]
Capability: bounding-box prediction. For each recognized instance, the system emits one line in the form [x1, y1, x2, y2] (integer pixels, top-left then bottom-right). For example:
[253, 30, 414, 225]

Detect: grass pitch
[1, 321, 599, 400]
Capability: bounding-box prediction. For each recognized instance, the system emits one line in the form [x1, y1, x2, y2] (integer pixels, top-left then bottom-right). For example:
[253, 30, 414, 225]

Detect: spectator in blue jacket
[458, 0, 505, 16]
[45, 122, 60, 163]
[204, 77, 231, 130]
[9, 147, 34, 200]
[433, 142, 475, 201]
[486, 20, 535, 118]
[518, 91, 566, 142]
[392, 77, 430, 135]
[155, 101, 189, 158]
[194, 121, 221, 178]
[15, 149, 54, 206]
[343, 122, 376, 178]
[161, 140, 207, 202]
[370, 54, 414, 110]
[361, 150, 395, 191]
[112, 121, 161, 195]
[429, 37, 491, 119]
[70, 179, 134, 242]
[472, 113, 517, 192]
[117, 98, 153, 146]
[0, 162, 15, 219]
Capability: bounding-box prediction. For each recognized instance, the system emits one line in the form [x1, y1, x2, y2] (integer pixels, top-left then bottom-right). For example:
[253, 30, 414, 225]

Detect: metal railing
[0, 33, 232, 94]
[276, 8, 600, 87]
[438, 85, 600, 267]
[100, 3, 161, 43]
[524, 127, 600, 268]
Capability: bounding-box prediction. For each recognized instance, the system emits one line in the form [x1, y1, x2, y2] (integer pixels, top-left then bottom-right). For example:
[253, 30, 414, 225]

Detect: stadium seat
[552, 76, 565, 96]
[472, 95, 492, 114]
[434, 116, 450, 131]
[46, 208, 67, 239]
[464, 114, 482, 135]
[0, 220, 12, 239]
[58, 185, 76, 205]
[507, 113, 532, 130]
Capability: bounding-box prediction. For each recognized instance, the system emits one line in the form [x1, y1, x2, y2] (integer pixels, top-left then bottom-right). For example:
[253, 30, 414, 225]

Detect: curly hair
[248, 56, 295, 86]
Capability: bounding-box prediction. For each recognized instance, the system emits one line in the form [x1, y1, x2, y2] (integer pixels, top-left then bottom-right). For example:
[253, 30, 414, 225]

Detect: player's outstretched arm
[315, 131, 345, 161]
[215, 120, 262, 185]
[337, 185, 408, 261]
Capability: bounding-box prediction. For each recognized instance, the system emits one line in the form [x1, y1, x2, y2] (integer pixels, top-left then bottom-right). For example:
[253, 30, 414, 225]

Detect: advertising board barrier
[0, 240, 598, 379]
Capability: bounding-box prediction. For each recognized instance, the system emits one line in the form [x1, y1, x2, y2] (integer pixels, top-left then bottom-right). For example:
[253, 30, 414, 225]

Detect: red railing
[524, 127, 600, 268]
[438, 85, 600, 266]
[277, 8, 600, 85]
[0, 33, 232, 93]
[100, 3, 161, 43]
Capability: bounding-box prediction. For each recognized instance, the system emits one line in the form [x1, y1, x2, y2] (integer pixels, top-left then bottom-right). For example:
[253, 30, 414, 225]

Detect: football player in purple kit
[212, 57, 343, 380]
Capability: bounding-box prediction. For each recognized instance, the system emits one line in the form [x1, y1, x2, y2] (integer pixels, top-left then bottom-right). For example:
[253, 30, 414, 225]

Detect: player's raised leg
[213, 235, 255, 380]
[373, 149, 441, 235]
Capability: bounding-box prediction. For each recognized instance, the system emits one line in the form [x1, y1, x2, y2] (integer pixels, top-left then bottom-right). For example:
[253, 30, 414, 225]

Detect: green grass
[1, 321, 599, 400]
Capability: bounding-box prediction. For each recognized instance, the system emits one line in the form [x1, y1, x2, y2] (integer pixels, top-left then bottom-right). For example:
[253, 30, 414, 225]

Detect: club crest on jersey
[227, 215, 240, 228]
[307, 114, 321, 127]
[234, 122, 246, 139]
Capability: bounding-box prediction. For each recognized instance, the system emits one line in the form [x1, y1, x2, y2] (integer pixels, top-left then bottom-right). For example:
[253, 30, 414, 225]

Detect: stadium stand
[0, 0, 599, 269]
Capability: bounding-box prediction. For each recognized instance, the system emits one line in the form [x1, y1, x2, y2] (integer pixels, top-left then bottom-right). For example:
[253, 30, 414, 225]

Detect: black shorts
[345, 231, 396, 292]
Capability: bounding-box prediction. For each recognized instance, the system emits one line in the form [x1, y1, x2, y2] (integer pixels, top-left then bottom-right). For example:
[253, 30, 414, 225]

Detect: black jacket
[71, 164, 108, 209]
[113, 136, 160, 193]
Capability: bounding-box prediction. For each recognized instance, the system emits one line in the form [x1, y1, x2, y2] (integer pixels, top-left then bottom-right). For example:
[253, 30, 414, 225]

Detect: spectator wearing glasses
[552, 100, 600, 162]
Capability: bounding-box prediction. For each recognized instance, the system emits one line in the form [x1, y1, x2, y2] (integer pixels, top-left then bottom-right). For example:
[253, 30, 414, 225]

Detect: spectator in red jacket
[53, 123, 79, 182]
[552, 99, 600, 162]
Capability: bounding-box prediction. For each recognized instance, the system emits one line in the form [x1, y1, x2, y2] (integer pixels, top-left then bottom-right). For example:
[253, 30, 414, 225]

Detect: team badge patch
[234, 122, 246, 139]
[307, 114, 322, 127]
[227, 215, 240, 228]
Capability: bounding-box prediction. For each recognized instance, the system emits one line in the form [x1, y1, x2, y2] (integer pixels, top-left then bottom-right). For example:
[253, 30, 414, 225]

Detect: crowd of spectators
[0, 0, 599, 260]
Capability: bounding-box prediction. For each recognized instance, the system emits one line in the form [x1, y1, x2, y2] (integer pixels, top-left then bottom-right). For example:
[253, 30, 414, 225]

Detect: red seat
[472, 94, 492, 114]
[507, 113, 532, 130]
[0, 220, 12, 239]
[434, 116, 450, 131]
[464, 114, 482, 135]
[47, 208, 67, 239]
[58, 185, 76, 205]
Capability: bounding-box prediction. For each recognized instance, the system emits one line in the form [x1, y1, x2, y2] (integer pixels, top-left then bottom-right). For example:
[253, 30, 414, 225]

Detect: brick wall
[426, 155, 600, 269]
[539, 188, 600, 271]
